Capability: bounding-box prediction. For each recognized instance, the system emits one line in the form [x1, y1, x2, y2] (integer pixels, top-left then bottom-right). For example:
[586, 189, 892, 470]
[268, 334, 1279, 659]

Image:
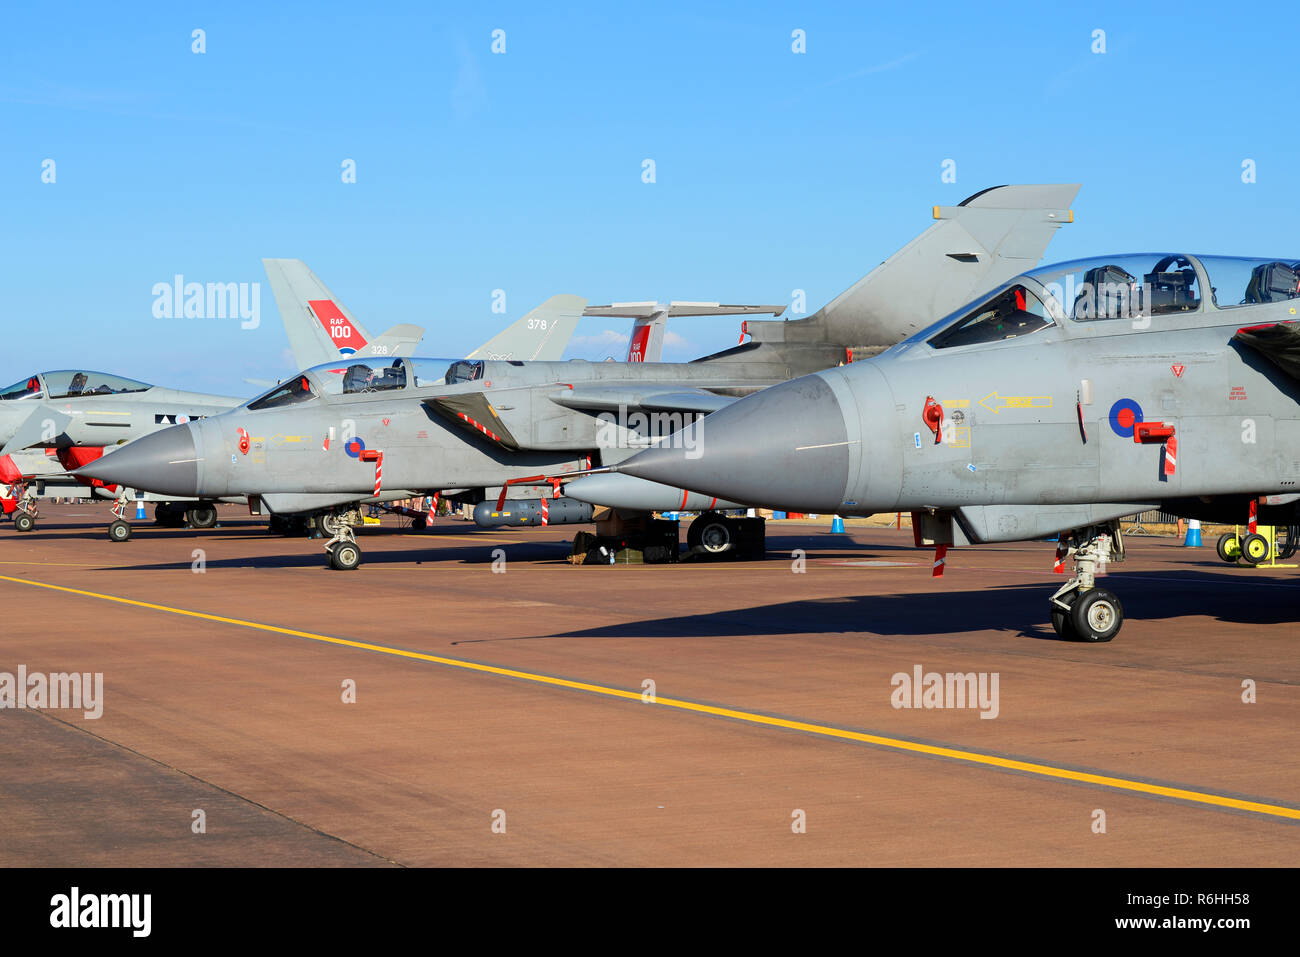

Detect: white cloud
[570, 329, 629, 349]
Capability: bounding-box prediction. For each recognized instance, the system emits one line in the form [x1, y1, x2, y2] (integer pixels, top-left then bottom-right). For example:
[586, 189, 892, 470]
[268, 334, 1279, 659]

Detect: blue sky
[2, 1, 1295, 395]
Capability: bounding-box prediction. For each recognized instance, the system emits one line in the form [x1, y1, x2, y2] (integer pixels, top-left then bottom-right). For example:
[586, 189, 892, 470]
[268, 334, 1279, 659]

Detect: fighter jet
[0, 292, 587, 533]
[609, 251, 1300, 641]
[78, 185, 1080, 567]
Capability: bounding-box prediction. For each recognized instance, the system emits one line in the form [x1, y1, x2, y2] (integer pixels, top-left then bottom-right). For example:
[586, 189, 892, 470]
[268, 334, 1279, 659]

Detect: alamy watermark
[1, 665, 103, 719]
[891, 664, 999, 719]
[151, 274, 260, 329]
[595, 406, 703, 459]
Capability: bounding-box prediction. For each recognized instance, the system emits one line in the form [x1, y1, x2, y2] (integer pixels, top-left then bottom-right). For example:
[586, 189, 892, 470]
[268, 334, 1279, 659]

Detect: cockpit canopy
[0, 370, 152, 401]
[242, 357, 473, 410]
[925, 253, 1300, 350]
[1027, 254, 1203, 321]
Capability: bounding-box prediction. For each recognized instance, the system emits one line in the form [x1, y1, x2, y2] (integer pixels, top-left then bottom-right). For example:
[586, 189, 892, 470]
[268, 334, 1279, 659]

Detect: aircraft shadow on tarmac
[512, 569, 1300, 643]
[101, 540, 572, 571]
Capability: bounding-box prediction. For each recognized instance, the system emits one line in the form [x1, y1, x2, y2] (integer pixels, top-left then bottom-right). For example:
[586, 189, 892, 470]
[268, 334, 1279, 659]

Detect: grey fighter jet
[0, 292, 587, 534]
[610, 252, 1300, 641]
[78, 185, 1080, 566]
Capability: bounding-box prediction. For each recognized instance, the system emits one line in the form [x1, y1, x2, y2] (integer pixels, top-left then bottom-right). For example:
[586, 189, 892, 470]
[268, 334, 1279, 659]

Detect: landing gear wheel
[319, 511, 343, 537]
[186, 505, 218, 529]
[411, 516, 428, 531]
[1239, 532, 1270, 566]
[1050, 591, 1079, 641]
[328, 541, 361, 570]
[1069, 588, 1123, 643]
[13, 511, 34, 533]
[688, 515, 734, 556]
[108, 519, 132, 543]
[1215, 532, 1241, 563]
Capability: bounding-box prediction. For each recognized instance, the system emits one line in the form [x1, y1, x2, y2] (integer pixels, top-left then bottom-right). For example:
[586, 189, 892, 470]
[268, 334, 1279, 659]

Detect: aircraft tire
[329, 541, 361, 571]
[318, 512, 342, 537]
[688, 514, 733, 557]
[411, 516, 428, 531]
[1239, 533, 1270, 566]
[108, 520, 132, 543]
[186, 505, 218, 529]
[1215, 533, 1240, 563]
[1070, 588, 1122, 643]
[13, 512, 34, 533]
[1050, 592, 1079, 641]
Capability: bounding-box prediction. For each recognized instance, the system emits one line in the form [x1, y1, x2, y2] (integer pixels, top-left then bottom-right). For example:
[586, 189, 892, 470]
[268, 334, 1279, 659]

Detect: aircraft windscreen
[1028, 254, 1201, 320]
[0, 375, 43, 401]
[42, 370, 151, 398]
[928, 285, 1053, 349]
[247, 375, 316, 411]
[1198, 256, 1300, 308]
[312, 359, 408, 397]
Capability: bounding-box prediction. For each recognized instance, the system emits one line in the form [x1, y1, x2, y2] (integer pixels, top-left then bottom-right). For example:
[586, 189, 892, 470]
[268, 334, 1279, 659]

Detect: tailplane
[581, 302, 787, 362]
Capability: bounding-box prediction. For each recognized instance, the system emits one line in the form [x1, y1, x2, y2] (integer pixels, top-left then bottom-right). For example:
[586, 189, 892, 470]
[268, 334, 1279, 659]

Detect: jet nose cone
[619, 373, 852, 512]
[74, 424, 200, 497]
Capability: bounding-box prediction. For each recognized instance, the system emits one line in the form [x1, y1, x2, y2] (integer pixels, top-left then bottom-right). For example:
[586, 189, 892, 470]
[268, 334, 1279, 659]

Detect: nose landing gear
[1048, 523, 1125, 642]
[324, 522, 362, 570]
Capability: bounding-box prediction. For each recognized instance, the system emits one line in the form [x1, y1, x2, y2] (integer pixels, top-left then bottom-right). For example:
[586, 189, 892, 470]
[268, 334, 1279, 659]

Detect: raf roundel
[344, 436, 367, 458]
[1108, 398, 1144, 439]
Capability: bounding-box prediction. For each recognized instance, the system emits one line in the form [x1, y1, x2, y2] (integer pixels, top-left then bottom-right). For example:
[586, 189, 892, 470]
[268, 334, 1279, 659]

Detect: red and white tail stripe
[427, 492, 439, 523]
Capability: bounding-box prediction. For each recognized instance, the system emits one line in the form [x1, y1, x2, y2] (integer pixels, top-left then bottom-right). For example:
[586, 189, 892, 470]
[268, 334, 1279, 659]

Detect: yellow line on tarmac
[2, 571, 1297, 823]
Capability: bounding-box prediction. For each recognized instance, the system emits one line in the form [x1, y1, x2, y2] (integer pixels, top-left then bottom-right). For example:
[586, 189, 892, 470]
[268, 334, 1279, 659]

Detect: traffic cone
[1183, 519, 1202, 547]
[134, 497, 146, 521]
[831, 515, 845, 533]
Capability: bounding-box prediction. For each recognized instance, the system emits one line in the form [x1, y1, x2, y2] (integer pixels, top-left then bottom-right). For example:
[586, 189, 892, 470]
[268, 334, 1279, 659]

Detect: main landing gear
[685, 512, 765, 561]
[1048, 523, 1125, 643]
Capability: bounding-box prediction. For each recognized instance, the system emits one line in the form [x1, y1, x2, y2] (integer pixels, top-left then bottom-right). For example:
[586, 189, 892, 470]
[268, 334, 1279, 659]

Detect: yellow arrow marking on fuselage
[979, 392, 1053, 414]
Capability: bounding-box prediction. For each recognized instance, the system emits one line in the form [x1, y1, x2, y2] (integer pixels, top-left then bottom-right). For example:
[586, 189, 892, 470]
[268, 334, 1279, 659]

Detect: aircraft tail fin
[747, 184, 1081, 355]
[264, 259, 427, 368]
[363, 324, 424, 359]
[467, 295, 586, 361]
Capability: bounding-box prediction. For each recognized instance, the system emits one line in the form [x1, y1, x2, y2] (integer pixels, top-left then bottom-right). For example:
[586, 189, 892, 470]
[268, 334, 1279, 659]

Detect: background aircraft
[265, 257, 588, 363]
[0, 287, 588, 533]
[610, 251, 1300, 641]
